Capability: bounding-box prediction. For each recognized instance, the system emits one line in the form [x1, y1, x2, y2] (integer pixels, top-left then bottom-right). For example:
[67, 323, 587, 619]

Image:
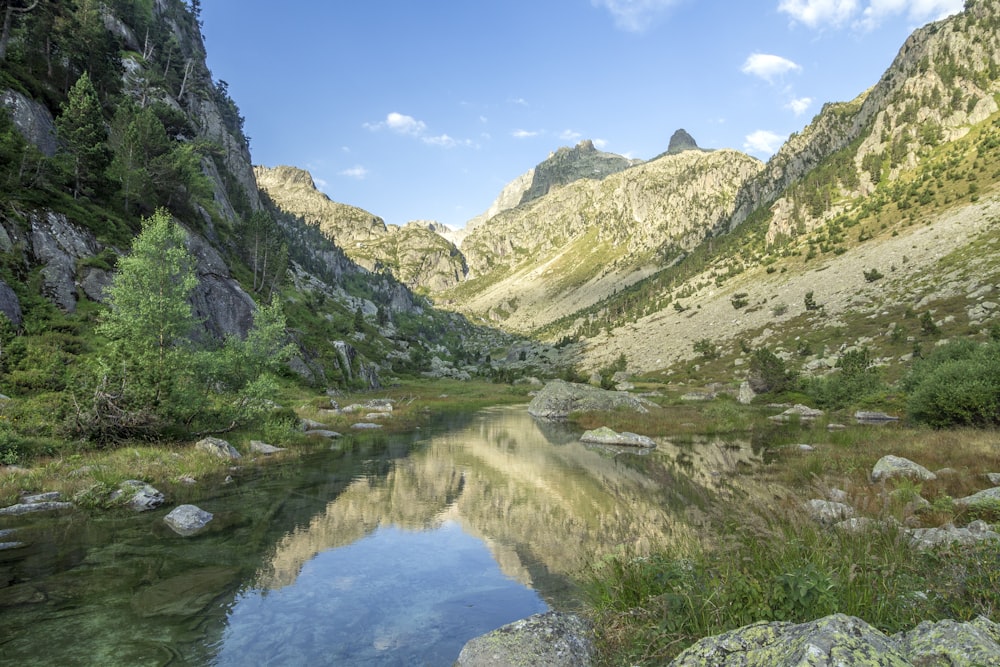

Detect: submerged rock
[580, 427, 655, 448]
[164, 504, 214, 537]
[768, 404, 823, 422]
[527, 380, 649, 420]
[456, 611, 594, 667]
[0, 501, 74, 516]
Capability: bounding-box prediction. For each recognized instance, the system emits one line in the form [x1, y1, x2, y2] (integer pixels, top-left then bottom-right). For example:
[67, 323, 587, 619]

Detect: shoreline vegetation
[3, 376, 998, 665]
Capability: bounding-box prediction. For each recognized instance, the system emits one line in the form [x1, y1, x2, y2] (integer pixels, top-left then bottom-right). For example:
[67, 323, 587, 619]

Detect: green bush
[800, 347, 884, 409]
[904, 339, 1000, 427]
[747, 348, 796, 394]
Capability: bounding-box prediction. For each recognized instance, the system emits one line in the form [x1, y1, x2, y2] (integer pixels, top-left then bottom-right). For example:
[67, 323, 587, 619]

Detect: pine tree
[56, 71, 109, 199]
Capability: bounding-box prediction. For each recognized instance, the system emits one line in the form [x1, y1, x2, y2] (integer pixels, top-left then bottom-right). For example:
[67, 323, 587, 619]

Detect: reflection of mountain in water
[256, 406, 761, 594]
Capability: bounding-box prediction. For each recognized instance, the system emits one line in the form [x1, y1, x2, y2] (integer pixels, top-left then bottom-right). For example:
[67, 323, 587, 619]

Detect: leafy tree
[904, 339, 1000, 428]
[73, 209, 198, 441]
[55, 71, 109, 199]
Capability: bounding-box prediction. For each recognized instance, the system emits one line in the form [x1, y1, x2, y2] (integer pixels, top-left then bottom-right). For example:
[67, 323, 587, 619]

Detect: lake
[0, 405, 761, 665]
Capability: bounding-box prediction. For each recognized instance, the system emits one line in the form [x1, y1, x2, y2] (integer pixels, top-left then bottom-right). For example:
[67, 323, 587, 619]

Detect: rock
[110, 480, 165, 512]
[351, 423, 383, 430]
[194, 437, 241, 460]
[670, 614, 1000, 666]
[131, 566, 238, 617]
[666, 128, 700, 154]
[0, 501, 74, 516]
[855, 411, 901, 424]
[299, 418, 326, 431]
[738, 380, 756, 405]
[871, 455, 937, 483]
[615, 382, 635, 391]
[827, 423, 847, 430]
[587, 372, 602, 387]
[363, 412, 392, 420]
[580, 427, 655, 448]
[669, 614, 908, 666]
[21, 491, 61, 504]
[304, 429, 342, 438]
[681, 391, 716, 402]
[834, 517, 882, 533]
[28, 211, 99, 312]
[987, 473, 1000, 485]
[769, 404, 823, 422]
[805, 499, 855, 525]
[0, 89, 57, 156]
[953, 486, 1000, 510]
[895, 617, 1000, 666]
[455, 611, 594, 667]
[0, 541, 26, 551]
[908, 520, 1000, 550]
[798, 444, 816, 452]
[0, 279, 23, 327]
[249, 440, 286, 455]
[527, 380, 650, 420]
[163, 504, 214, 537]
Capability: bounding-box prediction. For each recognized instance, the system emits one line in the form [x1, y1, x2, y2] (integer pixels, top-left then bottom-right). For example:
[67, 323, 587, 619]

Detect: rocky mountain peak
[667, 129, 699, 154]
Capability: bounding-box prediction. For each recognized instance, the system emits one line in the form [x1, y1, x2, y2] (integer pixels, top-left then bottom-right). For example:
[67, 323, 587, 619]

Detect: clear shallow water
[0, 405, 760, 665]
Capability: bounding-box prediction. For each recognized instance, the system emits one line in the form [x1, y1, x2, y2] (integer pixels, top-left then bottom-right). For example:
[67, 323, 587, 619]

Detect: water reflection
[0, 405, 762, 665]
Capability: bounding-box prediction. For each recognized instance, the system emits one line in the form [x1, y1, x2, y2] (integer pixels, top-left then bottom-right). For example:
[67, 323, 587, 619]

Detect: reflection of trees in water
[256, 407, 761, 593]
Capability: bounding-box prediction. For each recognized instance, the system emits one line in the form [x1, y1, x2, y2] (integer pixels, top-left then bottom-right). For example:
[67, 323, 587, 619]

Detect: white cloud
[509, 97, 529, 107]
[339, 166, 368, 180]
[741, 53, 802, 82]
[858, 0, 962, 29]
[592, 0, 682, 32]
[593, 138, 609, 149]
[364, 112, 473, 148]
[560, 129, 583, 141]
[786, 96, 813, 115]
[778, 0, 962, 30]
[512, 129, 540, 139]
[743, 130, 786, 155]
[778, 0, 859, 28]
[314, 177, 328, 189]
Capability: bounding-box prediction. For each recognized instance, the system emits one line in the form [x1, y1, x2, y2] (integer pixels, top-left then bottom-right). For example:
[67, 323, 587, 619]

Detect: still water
[0, 405, 760, 665]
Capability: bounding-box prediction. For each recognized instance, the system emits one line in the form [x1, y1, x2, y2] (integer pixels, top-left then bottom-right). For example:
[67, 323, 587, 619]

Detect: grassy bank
[575, 402, 1000, 665]
[0, 378, 527, 509]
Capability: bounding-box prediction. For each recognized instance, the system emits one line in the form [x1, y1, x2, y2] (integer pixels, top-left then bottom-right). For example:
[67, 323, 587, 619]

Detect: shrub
[747, 348, 795, 394]
[904, 340, 1000, 427]
[693, 338, 719, 360]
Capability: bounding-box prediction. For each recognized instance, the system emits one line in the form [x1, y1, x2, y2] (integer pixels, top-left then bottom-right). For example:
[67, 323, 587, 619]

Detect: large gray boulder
[668, 614, 1000, 666]
[953, 486, 1000, 511]
[1, 89, 57, 156]
[527, 380, 649, 420]
[871, 455, 937, 483]
[110, 480, 165, 512]
[456, 611, 594, 667]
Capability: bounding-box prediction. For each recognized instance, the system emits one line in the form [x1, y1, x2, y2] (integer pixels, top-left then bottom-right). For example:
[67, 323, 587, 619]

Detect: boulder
[304, 429, 342, 438]
[351, 423, 383, 430]
[871, 455, 936, 483]
[0, 501, 74, 516]
[669, 614, 909, 666]
[908, 520, 1000, 550]
[580, 427, 655, 448]
[194, 437, 241, 460]
[894, 617, 1000, 665]
[669, 614, 1000, 666]
[163, 504, 213, 536]
[769, 404, 823, 422]
[738, 380, 756, 405]
[456, 611, 594, 667]
[527, 380, 650, 420]
[805, 499, 855, 526]
[249, 440, 286, 455]
[110, 480, 165, 512]
[855, 411, 900, 424]
[953, 486, 1000, 510]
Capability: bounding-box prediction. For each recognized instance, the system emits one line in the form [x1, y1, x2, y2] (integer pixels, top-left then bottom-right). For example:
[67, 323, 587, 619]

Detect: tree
[55, 71, 109, 199]
[96, 209, 198, 411]
[0, 0, 39, 62]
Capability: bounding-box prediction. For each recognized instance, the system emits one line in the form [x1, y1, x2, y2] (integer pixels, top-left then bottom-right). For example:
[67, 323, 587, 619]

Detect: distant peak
[667, 129, 699, 154]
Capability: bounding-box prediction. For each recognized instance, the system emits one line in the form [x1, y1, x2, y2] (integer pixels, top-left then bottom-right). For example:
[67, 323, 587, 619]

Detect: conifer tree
[56, 71, 109, 199]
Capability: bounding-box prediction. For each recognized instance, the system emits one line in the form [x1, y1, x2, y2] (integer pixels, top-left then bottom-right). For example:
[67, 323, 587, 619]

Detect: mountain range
[1, 0, 999, 388]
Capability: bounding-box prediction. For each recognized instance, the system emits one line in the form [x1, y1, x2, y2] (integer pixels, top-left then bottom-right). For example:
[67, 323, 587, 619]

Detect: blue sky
[200, 0, 964, 229]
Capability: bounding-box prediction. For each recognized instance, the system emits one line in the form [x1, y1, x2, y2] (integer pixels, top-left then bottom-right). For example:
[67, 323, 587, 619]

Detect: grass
[581, 411, 1000, 665]
[0, 378, 528, 508]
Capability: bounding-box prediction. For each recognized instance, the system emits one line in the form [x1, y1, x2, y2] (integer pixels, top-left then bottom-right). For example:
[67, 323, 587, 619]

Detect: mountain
[447, 146, 762, 332]
[433, 0, 1000, 378]
[256, 165, 467, 292]
[0, 0, 489, 396]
